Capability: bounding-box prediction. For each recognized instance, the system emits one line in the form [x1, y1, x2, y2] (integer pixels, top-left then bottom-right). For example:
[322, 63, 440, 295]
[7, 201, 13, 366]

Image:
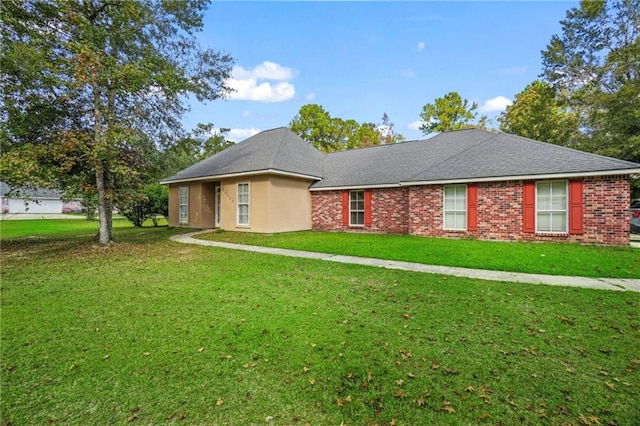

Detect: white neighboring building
[0, 182, 81, 214]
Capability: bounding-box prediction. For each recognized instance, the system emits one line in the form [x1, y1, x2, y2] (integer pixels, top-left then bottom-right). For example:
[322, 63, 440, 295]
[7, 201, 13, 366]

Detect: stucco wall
[310, 176, 631, 246]
[167, 182, 216, 228]
[168, 174, 315, 233]
[267, 176, 313, 233]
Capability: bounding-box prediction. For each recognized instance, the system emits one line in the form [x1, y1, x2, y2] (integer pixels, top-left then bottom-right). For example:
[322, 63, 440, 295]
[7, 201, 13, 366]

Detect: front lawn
[1, 223, 639, 424]
[198, 230, 640, 278]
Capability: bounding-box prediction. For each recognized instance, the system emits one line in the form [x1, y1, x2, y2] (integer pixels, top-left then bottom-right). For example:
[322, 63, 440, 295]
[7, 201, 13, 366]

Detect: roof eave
[160, 168, 323, 185]
[399, 168, 640, 186]
[309, 183, 401, 191]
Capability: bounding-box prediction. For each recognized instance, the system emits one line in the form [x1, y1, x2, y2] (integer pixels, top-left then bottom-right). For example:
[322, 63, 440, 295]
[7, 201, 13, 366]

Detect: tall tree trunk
[93, 81, 112, 244]
[95, 162, 112, 244]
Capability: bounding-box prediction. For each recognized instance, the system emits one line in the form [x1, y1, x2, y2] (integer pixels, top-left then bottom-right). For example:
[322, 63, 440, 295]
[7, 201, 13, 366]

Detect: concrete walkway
[170, 231, 640, 293]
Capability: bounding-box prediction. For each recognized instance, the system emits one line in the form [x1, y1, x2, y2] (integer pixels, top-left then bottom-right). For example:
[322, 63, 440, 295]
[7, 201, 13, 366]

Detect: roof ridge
[403, 130, 497, 182]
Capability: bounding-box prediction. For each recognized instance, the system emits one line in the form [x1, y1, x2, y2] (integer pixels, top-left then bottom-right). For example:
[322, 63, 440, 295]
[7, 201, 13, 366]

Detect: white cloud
[479, 96, 512, 113]
[227, 128, 261, 142]
[306, 92, 316, 101]
[232, 61, 295, 81]
[242, 110, 252, 118]
[408, 120, 425, 131]
[226, 61, 296, 102]
[417, 41, 425, 52]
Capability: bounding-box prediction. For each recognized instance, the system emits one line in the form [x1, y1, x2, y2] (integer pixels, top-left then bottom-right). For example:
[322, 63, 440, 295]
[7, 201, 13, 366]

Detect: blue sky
[185, 1, 578, 142]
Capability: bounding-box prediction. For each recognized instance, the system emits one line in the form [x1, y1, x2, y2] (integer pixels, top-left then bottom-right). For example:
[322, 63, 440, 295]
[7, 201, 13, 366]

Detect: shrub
[120, 184, 168, 227]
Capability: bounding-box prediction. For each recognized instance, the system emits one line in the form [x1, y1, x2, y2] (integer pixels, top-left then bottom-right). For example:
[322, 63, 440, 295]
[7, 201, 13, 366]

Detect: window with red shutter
[523, 182, 535, 233]
[341, 190, 349, 227]
[467, 184, 478, 231]
[568, 180, 584, 235]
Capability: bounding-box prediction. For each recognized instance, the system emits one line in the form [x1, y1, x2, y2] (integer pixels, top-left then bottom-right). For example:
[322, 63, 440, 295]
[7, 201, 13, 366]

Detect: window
[536, 180, 567, 233]
[444, 185, 467, 230]
[214, 185, 221, 227]
[237, 183, 249, 225]
[349, 190, 365, 226]
[178, 187, 188, 224]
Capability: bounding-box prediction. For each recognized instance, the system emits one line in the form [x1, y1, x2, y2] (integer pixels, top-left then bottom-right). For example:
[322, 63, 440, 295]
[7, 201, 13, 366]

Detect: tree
[419, 92, 478, 135]
[289, 104, 339, 152]
[348, 123, 380, 149]
[289, 105, 407, 152]
[377, 113, 405, 144]
[541, 0, 640, 162]
[150, 124, 234, 181]
[0, 0, 234, 243]
[499, 80, 579, 146]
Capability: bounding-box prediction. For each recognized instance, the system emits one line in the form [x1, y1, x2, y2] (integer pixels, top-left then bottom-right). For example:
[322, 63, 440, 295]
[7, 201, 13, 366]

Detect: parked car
[631, 199, 640, 234]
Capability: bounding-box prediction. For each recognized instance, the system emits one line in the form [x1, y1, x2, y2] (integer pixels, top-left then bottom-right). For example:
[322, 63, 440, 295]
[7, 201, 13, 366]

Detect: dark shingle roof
[160, 127, 640, 188]
[404, 131, 640, 183]
[160, 127, 325, 183]
[310, 129, 640, 189]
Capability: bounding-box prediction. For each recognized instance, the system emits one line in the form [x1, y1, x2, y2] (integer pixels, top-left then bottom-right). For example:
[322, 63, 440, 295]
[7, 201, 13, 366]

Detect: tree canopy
[0, 0, 234, 243]
[541, 0, 640, 162]
[418, 92, 480, 136]
[499, 80, 579, 146]
[289, 105, 403, 152]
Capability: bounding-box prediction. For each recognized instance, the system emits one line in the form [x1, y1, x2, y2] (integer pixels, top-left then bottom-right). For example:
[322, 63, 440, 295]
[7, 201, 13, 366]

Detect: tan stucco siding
[167, 182, 215, 228]
[218, 176, 270, 233]
[167, 174, 315, 233]
[267, 176, 313, 232]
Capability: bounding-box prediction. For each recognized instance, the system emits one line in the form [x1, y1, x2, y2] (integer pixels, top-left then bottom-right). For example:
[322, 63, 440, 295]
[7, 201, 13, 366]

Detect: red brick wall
[311, 190, 344, 231]
[311, 188, 410, 233]
[310, 176, 631, 246]
[370, 188, 410, 233]
[580, 176, 630, 245]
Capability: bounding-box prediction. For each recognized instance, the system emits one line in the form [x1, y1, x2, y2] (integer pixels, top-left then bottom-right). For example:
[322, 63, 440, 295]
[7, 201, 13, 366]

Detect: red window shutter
[523, 182, 535, 233]
[364, 190, 373, 227]
[569, 180, 584, 235]
[467, 184, 478, 231]
[342, 190, 349, 227]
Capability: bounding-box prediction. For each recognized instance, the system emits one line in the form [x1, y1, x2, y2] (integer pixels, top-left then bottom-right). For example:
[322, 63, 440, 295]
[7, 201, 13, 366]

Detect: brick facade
[310, 175, 631, 246]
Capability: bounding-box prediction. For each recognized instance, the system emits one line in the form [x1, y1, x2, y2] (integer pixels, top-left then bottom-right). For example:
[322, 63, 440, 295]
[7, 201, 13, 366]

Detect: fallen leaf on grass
[443, 401, 455, 413]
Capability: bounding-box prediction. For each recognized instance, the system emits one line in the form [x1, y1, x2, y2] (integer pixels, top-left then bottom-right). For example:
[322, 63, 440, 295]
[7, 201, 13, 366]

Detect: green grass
[197, 230, 640, 278]
[1, 222, 639, 424]
[0, 216, 167, 240]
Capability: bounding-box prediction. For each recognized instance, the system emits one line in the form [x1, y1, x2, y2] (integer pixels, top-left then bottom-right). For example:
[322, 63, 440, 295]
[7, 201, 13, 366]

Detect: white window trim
[237, 182, 250, 226]
[535, 180, 568, 234]
[443, 184, 467, 231]
[349, 190, 365, 227]
[178, 186, 188, 224]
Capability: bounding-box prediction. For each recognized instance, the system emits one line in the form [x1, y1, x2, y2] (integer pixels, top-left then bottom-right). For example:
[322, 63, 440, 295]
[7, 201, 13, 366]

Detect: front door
[214, 185, 221, 227]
